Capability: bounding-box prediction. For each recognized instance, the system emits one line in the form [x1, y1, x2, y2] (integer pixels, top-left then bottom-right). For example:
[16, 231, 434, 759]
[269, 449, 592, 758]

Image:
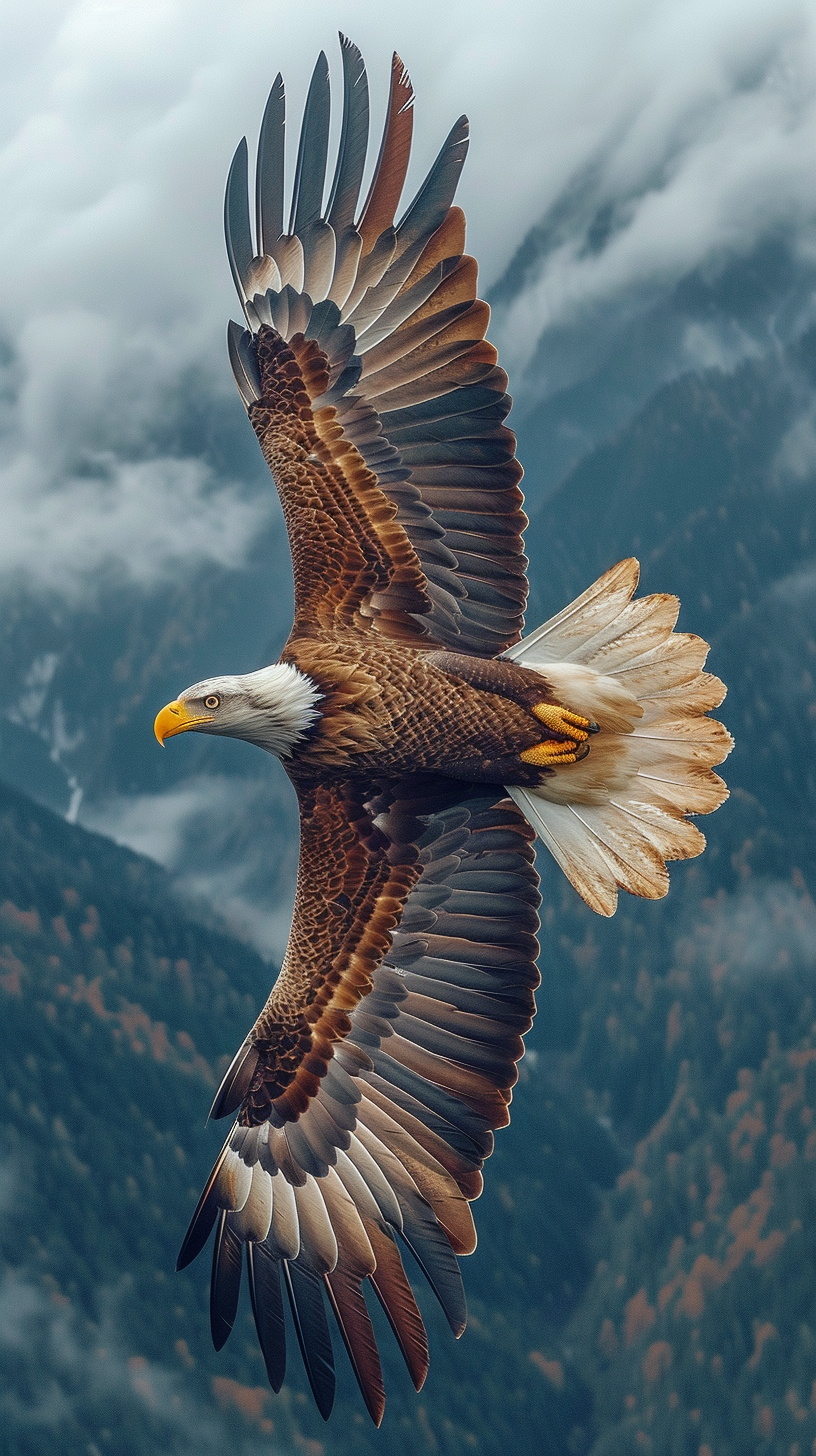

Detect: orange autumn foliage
[1, 901, 41, 934]
[624, 1289, 657, 1347]
[212, 1376, 270, 1424]
[676, 1255, 719, 1320]
[658, 1273, 684, 1313]
[755, 1404, 774, 1438]
[769, 1132, 796, 1168]
[529, 1352, 564, 1388]
[705, 1163, 726, 1216]
[0, 950, 24, 996]
[730, 1104, 766, 1162]
[748, 1322, 778, 1371]
[642, 1341, 673, 1383]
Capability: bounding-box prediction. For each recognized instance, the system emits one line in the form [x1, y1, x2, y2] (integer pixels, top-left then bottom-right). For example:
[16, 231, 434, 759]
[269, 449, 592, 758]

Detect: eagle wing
[227, 37, 528, 653]
[177, 777, 540, 1423]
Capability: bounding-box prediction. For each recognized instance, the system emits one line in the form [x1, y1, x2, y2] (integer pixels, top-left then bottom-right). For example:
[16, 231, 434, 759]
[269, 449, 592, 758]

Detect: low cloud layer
[683, 880, 816, 981]
[492, 1, 816, 381]
[3, 0, 816, 595]
[0, 1257, 278, 1455]
[82, 772, 300, 958]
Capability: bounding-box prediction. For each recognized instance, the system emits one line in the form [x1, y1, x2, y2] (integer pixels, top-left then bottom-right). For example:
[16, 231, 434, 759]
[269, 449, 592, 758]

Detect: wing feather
[366, 1218, 429, 1390]
[256, 74, 285, 255]
[319, 1167, 386, 1426]
[283, 1260, 336, 1418]
[289, 52, 331, 235]
[210, 1212, 243, 1351]
[326, 35, 369, 233]
[356, 52, 414, 258]
[224, 138, 254, 306]
[247, 1240, 287, 1392]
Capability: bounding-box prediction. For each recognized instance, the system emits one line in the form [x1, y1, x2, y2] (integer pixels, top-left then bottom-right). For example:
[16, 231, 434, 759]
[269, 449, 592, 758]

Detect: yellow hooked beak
[154, 700, 214, 746]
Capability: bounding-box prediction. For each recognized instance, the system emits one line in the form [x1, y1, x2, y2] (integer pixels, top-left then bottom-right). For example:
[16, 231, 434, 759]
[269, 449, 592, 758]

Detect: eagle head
[154, 662, 321, 758]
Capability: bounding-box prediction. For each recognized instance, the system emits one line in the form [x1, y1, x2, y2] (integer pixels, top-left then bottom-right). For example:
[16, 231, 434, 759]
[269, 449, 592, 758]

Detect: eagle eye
[204, 695, 220, 710]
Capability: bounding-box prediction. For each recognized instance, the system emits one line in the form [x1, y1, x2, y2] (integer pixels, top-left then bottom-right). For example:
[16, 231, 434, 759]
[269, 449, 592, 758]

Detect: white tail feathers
[504, 559, 732, 916]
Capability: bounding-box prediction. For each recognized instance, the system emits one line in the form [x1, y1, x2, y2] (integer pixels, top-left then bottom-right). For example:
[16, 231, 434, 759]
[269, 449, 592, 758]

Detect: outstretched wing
[227, 37, 527, 654]
[178, 777, 540, 1423]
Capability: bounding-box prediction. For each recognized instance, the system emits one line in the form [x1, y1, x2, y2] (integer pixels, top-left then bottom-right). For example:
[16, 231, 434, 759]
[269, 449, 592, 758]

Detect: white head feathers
[181, 662, 322, 758]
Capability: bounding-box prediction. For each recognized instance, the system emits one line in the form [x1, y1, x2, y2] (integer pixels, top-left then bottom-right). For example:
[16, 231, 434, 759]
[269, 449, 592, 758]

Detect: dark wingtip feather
[226, 321, 262, 409]
[224, 137, 253, 304]
[176, 1198, 219, 1273]
[326, 33, 369, 234]
[176, 1137, 233, 1271]
[256, 73, 286, 257]
[209, 1037, 259, 1121]
[398, 1218, 468, 1338]
[394, 115, 470, 252]
[284, 1261, 336, 1419]
[210, 1212, 243, 1351]
[247, 1242, 287, 1392]
[289, 50, 331, 238]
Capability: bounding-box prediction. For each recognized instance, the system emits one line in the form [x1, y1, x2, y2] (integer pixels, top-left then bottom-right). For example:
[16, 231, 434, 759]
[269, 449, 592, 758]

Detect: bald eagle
[154, 38, 731, 1424]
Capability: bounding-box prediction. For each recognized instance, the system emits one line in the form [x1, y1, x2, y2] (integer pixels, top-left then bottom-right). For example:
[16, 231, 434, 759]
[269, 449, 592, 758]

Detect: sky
[3, 0, 816, 597]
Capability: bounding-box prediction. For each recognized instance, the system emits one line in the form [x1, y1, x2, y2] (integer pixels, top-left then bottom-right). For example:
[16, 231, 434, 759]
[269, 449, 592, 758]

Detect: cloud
[680, 880, 816, 980]
[489, 1, 816, 380]
[81, 772, 299, 958]
[0, 1260, 276, 1454]
[3, 0, 816, 594]
[774, 400, 816, 485]
[0, 297, 267, 594]
[1, 444, 265, 595]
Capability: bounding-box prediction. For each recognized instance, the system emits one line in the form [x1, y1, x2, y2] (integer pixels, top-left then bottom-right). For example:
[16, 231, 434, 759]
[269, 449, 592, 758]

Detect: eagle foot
[531, 701, 597, 740]
[520, 738, 591, 767]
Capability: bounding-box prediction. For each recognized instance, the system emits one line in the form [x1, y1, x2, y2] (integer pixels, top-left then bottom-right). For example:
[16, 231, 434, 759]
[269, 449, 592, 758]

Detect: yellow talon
[531, 702, 594, 741]
[521, 739, 584, 766]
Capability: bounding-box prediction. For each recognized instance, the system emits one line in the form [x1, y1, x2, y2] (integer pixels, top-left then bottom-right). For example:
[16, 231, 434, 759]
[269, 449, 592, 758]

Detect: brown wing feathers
[225, 36, 527, 654]
[356, 53, 413, 258]
[241, 781, 421, 1125]
[180, 782, 540, 1421]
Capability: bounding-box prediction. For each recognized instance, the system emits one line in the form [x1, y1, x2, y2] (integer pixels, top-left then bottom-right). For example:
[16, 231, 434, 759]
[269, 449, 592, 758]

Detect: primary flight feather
[154, 35, 732, 1425]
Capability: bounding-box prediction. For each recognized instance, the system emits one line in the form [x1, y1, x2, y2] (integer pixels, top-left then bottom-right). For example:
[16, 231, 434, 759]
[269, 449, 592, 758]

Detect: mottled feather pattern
[244, 781, 422, 1125]
[250, 328, 432, 638]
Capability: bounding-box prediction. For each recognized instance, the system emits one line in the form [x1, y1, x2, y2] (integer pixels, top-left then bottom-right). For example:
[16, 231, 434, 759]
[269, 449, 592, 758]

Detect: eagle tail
[503, 558, 733, 916]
